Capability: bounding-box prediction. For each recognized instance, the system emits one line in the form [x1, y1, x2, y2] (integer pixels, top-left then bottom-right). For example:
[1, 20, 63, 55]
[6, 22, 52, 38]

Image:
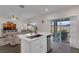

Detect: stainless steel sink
[27, 34, 43, 39]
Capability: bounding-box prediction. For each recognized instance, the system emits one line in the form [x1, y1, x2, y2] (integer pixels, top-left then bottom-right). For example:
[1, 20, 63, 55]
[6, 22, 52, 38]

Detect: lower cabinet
[31, 39, 42, 53]
[31, 36, 47, 53]
[21, 36, 47, 53]
[41, 36, 47, 52]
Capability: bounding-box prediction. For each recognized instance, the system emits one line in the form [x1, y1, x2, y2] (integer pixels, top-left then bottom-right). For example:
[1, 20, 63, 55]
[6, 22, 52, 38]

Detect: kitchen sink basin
[27, 34, 43, 39]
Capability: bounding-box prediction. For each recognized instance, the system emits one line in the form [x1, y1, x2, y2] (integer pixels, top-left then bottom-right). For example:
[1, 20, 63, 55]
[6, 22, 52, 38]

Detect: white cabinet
[31, 36, 47, 53]
[31, 38, 42, 53]
[41, 36, 47, 52]
[21, 39, 31, 53]
[21, 36, 47, 53]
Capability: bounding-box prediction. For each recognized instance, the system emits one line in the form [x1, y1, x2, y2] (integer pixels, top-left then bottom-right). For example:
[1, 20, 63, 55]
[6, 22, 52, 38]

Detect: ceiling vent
[19, 5, 24, 8]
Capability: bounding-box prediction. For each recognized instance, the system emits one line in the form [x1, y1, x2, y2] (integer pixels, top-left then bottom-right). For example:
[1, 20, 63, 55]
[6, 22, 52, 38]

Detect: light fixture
[11, 15, 16, 20]
[42, 20, 44, 24]
[45, 8, 48, 12]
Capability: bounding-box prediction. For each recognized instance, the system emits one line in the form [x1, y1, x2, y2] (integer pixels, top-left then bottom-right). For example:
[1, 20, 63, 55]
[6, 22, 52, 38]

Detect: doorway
[51, 18, 70, 44]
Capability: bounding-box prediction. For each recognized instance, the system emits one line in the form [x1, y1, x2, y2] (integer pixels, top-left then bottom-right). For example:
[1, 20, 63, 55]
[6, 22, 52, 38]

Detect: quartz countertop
[17, 32, 52, 42]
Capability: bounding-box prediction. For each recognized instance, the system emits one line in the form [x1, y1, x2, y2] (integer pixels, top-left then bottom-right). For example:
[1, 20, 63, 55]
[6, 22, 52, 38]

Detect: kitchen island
[18, 33, 52, 53]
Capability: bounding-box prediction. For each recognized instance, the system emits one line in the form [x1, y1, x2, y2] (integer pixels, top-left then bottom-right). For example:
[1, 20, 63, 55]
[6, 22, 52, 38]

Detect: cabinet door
[21, 39, 31, 53]
[41, 36, 47, 53]
[31, 38, 42, 53]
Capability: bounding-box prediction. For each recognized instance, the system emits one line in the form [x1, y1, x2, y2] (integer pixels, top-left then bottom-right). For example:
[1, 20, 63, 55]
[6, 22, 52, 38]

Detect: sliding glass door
[51, 18, 70, 44]
[52, 19, 61, 42]
[60, 19, 70, 44]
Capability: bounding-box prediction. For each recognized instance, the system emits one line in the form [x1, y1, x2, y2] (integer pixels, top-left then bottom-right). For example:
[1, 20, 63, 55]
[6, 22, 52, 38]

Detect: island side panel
[21, 39, 31, 53]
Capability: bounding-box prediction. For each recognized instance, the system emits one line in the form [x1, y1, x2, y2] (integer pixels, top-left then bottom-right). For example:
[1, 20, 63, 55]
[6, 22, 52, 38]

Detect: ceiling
[0, 5, 78, 20]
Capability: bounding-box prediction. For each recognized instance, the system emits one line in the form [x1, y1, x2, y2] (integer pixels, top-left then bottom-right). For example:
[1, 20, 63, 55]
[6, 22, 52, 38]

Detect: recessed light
[45, 8, 48, 12]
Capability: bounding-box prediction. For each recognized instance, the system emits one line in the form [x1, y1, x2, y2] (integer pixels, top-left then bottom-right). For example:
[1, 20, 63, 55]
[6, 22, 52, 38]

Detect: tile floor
[0, 42, 79, 53]
[50, 42, 79, 53]
[0, 44, 20, 53]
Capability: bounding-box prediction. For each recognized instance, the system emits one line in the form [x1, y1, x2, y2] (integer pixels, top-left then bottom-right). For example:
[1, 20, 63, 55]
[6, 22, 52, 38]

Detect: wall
[70, 16, 79, 49]
[28, 7, 79, 33]
[28, 16, 51, 33]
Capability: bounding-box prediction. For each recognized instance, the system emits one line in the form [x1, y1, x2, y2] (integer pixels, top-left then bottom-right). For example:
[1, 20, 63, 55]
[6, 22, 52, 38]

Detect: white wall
[28, 16, 51, 33]
[70, 16, 79, 49]
[28, 7, 79, 33]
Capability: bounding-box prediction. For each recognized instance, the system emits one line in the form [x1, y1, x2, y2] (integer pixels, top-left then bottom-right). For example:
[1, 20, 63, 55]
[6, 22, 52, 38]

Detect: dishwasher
[47, 34, 52, 52]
